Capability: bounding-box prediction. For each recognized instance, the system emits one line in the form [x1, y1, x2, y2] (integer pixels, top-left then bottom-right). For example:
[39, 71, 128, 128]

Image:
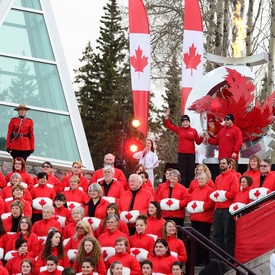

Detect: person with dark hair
[3, 199, 24, 232]
[148, 238, 177, 274]
[54, 193, 73, 227]
[141, 260, 153, 275]
[129, 215, 155, 261]
[172, 261, 184, 275]
[62, 267, 76, 275]
[106, 237, 141, 275]
[40, 255, 62, 275]
[6, 103, 35, 161]
[138, 171, 156, 198]
[31, 172, 56, 223]
[5, 157, 34, 190]
[73, 236, 105, 274]
[62, 161, 89, 192]
[35, 229, 70, 274]
[165, 108, 203, 187]
[133, 138, 159, 185]
[145, 201, 166, 238]
[96, 203, 129, 237]
[33, 162, 62, 194]
[5, 238, 35, 275]
[206, 114, 243, 163]
[110, 261, 123, 275]
[20, 258, 34, 275]
[79, 258, 96, 275]
[6, 216, 39, 258]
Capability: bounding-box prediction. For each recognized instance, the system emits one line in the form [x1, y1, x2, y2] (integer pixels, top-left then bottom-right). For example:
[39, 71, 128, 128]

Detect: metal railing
[177, 226, 257, 275]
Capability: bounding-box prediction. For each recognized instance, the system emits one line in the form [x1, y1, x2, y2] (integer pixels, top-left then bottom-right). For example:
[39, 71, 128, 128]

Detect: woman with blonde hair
[243, 154, 261, 187]
[188, 164, 214, 194]
[73, 236, 106, 275]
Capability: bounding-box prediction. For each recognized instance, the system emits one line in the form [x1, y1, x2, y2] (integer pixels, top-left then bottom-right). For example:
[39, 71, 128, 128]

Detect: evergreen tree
[75, 0, 137, 173]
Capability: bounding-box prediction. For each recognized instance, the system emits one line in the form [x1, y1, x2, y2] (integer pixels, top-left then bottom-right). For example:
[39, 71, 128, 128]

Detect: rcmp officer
[6, 103, 35, 161]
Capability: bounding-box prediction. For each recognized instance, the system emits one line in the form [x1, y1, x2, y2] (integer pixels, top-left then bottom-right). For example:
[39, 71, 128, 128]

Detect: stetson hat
[14, 103, 30, 111]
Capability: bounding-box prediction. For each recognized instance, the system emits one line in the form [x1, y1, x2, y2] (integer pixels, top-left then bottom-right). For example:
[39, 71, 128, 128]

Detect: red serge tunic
[189, 184, 215, 223]
[62, 174, 89, 192]
[129, 232, 155, 257]
[148, 254, 178, 274]
[156, 182, 189, 218]
[90, 168, 127, 190]
[164, 119, 203, 153]
[106, 252, 141, 275]
[73, 252, 106, 274]
[5, 171, 34, 190]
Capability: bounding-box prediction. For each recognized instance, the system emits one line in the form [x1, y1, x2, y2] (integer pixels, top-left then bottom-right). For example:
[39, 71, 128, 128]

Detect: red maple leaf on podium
[130, 46, 148, 77]
[191, 202, 197, 211]
[39, 199, 47, 207]
[254, 190, 261, 199]
[125, 212, 133, 221]
[166, 199, 174, 207]
[132, 248, 141, 257]
[183, 43, 201, 76]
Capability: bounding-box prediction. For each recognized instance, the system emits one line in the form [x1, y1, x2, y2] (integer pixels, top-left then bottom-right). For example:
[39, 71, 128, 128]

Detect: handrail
[177, 226, 257, 275]
[231, 191, 275, 217]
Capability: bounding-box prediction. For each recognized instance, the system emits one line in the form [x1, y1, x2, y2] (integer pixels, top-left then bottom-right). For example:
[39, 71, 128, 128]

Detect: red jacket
[145, 216, 166, 238]
[30, 184, 56, 214]
[3, 215, 21, 232]
[0, 197, 4, 217]
[33, 174, 63, 194]
[62, 189, 90, 208]
[0, 233, 9, 252]
[54, 206, 73, 225]
[62, 174, 89, 192]
[6, 117, 35, 151]
[106, 252, 141, 275]
[96, 219, 129, 238]
[0, 172, 6, 189]
[157, 182, 189, 218]
[214, 170, 239, 208]
[32, 217, 62, 237]
[35, 247, 70, 275]
[129, 232, 154, 257]
[165, 235, 187, 262]
[40, 269, 62, 275]
[6, 231, 39, 258]
[4, 198, 32, 217]
[165, 119, 203, 153]
[73, 253, 106, 274]
[5, 171, 34, 190]
[1, 185, 32, 205]
[0, 266, 9, 275]
[243, 170, 261, 188]
[64, 234, 85, 251]
[262, 172, 275, 191]
[233, 186, 253, 204]
[98, 179, 124, 199]
[188, 179, 215, 194]
[189, 184, 215, 223]
[63, 222, 78, 239]
[90, 168, 127, 190]
[208, 124, 243, 160]
[97, 228, 129, 248]
[148, 254, 178, 274]
[84, 198, 110, 220]
[5, 252, 34, 275]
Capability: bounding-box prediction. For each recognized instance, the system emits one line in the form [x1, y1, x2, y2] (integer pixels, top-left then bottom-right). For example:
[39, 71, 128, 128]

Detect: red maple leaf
[183, 43, 201, 76]
[132, 248, 141, 257]
[39, 238, 45, 245]
[254, 190, 261, 199]
[233, 204, 239, 211]
[214, 192, 220, 199]
[191, 201, 197, 210]
[68, 203, 75, 209]
[102, 250, 108, 259]
[166, 199, 174, 207]
[53, 215, 58, 221]
[125, 212, 133, 221]
[39, 199, 47, 207]
[130, 46, 148, 77]
[87, 218, 94, 225]
[11, 251, 18, 257]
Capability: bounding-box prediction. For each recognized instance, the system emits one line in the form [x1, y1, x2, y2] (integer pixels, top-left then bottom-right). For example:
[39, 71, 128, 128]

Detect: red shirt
[165, 235, 187, 262]
[129, 232, 154, 257]
[148, 254, 178, 274]
[33, 174, 63, 194]
[243, 170, 261, 188]
[98, 228, 129, 248]
[98, 179, 124, 199]
[84, 198, 110, 220]
[62, 174, 89, 192]
[233, 186, 252, 204]
[32, 217, 62, 237]
[96, 219, 129, 238]
[145, 216, 166, 238]
[62, 189, 90, 208]
[5, 171, 34, 190]
[5, 253, 34, 275]
[165, 119, 203, 153]
[54, 206, 73, 225]
[1, 185, 32, 205]
[189, 179, 215, 194]
[4, 198, 32, 217]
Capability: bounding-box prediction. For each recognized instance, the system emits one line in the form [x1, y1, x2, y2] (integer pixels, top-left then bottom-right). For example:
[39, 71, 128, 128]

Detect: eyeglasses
[260, 165, 268, 167]
[42, 165, 50, 168]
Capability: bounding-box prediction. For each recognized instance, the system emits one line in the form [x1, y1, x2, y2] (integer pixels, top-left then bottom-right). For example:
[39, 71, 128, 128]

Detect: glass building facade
[0, 0, 93, 170]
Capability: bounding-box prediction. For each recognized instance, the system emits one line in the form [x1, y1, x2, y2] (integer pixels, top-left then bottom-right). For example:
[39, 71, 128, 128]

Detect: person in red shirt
[138, 171, 156, 199]
[54, 194, 73, 227]
[187, 172, 215, 266]
[110, 261, 123, 275]
[5, 238, 35, 275]
[33, 162, 63, 194]
[62, 161, 89, 192]
[243, 154, 261, 187]
[232, 176, 253, 205]
[40, 255, 62, 275]
[106, 237, 141, 275]
[90, 153, 127, 190]
[73, 236, 106, 275]
[165, 109, 203, 187]
[3, 200, 24, 233]
[20, 258, 34, 275]
[35, 229, 70, 275]
[5, 157, 34, 190]
[0, 171, 6, 191]
[79, 258, 97, 275]
[6, 103, 35, 161]
[141, 260, 153, 275]
[0, 217, 9, 255]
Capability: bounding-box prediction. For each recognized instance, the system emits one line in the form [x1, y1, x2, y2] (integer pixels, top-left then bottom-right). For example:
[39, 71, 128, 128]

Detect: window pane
[0, 106, 81, 161]
[0, 56, 67, 111]
[0, 9, 54, 60]
[13, 0, 41, 10]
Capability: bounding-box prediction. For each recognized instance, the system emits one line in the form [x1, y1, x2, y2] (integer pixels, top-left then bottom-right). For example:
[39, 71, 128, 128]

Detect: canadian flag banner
[129, 0, 150, 136]
[181, 0, 203, 113]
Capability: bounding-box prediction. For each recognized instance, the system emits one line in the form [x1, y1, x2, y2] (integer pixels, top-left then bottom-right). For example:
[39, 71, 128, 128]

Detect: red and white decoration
[229, 202, 246, 214]
[160, 198, 180, 211]
[130, 247, 149, 262]
[82, 216, 101, 231]
[101, 246, 115, 262]
[187, 200, 204, 213]
[181, 0, 203, 113]
[32, 197, 53, 210]
[120, 210, 139, 224]
[129, 0, 150, 136]
[249, 187, 269, 201]
[210, 190, 227, 202]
